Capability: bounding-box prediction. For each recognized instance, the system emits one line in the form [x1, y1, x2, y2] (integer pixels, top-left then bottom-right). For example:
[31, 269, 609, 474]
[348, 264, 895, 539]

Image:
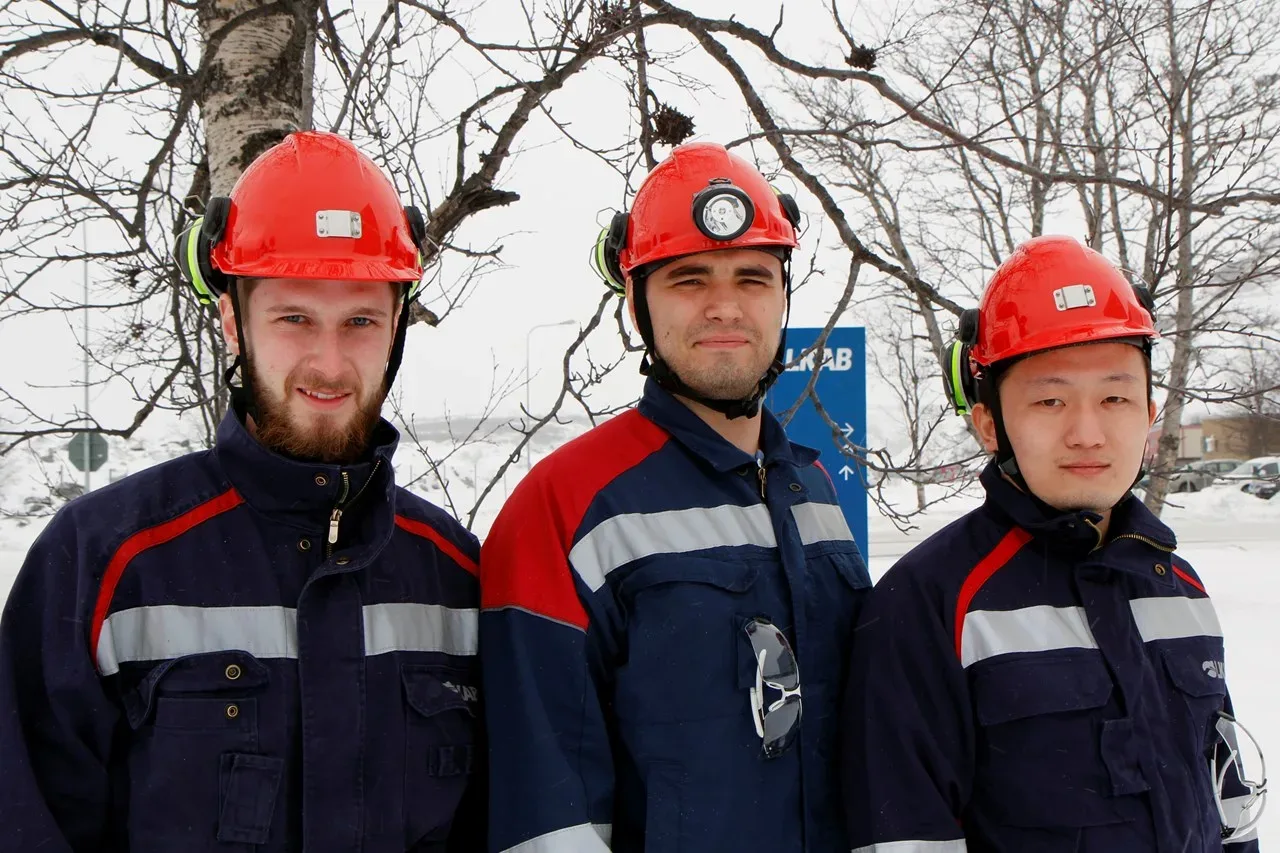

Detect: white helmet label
[316, 210, 362, 239]
[1053, 283, 1096, 310]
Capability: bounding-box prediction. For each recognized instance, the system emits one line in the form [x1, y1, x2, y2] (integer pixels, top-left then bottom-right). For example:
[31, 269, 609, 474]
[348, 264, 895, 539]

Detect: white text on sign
[784, 347, 855, 372]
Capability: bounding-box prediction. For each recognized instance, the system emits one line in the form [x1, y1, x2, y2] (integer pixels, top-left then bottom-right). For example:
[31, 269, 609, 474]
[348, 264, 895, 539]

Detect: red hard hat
[971, 235, 1157, 366]
[618, 142, 799, 274]
[210, 131, 422, 283]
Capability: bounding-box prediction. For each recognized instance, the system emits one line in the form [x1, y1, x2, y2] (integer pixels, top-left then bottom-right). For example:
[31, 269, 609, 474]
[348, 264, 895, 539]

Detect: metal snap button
[314, 474, 328, 486]
[225, 664, 242, 681]
[789, 483, 803, 492]
[1154, 563, 1168, 576]
[335, 556, 350, 566]
[297, 538, 312, 552]
[225, 703, 239, 719]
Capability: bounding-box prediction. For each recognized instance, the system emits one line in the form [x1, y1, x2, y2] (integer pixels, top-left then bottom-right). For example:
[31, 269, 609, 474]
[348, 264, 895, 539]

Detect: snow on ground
[0, 465, 1274, 844]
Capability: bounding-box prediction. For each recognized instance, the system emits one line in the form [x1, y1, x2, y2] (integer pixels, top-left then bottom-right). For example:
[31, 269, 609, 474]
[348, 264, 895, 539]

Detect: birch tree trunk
[198, 0, 319, 196]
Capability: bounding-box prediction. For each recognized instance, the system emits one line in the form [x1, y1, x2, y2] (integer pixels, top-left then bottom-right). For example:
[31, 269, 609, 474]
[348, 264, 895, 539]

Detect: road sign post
[767, 327, 868, 557]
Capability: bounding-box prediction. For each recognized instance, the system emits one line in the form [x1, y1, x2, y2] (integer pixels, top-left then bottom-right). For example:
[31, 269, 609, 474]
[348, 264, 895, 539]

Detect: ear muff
[943, 308, 982, 415]
[943, 341, 980, 416]
[775, 191, 801, 229]
[590, 211, 629, 295]
[175, 219, 215, 304]
[175, 195, 231, 304]
[1132, 282, 1156, 324]
[403, 205, 428, 301]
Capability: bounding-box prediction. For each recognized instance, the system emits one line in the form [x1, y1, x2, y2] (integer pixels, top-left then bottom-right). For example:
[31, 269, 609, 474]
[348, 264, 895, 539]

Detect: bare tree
[748, 0, 1280, 517]
[867, 306, 971, 511]
[8, 0, 1279, 533]
[0, 0, 691, 527]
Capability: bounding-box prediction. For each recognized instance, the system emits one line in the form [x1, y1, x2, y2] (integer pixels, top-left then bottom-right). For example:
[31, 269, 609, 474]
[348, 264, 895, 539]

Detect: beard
[660, 323, 778, 401]
[249, 362, 386, 465]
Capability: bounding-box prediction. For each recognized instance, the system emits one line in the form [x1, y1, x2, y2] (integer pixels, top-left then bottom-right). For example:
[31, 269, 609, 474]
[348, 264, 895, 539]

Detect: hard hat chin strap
[976, 365, 1024, 485]
[384, 288, 413, 389]
[225, 279, 260, 426]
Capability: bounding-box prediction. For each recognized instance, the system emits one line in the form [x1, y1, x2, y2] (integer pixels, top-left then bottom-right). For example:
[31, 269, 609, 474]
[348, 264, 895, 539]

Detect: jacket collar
[981, 459, 1178, 558]
[213, 409, 398, 530]
[637, 377, 819, 473]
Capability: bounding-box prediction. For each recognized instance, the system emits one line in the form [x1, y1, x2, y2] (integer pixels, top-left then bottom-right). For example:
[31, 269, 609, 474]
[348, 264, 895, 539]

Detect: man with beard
[842, 236, 1265, 852]
[481, 142, 871, 853]
[0, 131, 484, 853]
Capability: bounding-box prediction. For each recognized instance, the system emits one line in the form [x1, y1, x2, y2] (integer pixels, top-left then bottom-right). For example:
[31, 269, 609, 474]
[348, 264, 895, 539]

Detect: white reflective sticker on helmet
[316, 210, 362, 239]
[1053, 283, 1096, 310]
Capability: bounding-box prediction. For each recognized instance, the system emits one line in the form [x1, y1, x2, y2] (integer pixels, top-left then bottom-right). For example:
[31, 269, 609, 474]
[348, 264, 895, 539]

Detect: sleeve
[841, 564, 973, 852]
[479, 480, 614, 853]
[0, 513, 119, 852]
[1217, 689, 1262, 851]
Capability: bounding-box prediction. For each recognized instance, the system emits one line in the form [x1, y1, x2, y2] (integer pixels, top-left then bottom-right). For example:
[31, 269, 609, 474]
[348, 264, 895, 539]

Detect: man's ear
[392, 282, 407, 335]
[218, 292, 239, 356]
[624, 275, 638, 332]
[970, 402, 1000, 453]
[1148, 398, 1158, 427]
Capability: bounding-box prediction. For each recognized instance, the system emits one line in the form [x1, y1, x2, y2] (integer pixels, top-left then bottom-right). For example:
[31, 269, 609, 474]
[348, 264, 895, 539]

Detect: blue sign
[767, 327, 868, 558]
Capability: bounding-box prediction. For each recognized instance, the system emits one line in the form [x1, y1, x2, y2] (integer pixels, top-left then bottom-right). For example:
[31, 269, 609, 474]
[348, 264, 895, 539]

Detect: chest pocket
[123, 650, 282, 853]
[614, 557, 759, 726]
[402, 665, 476, 849]
[1160, 642, 1228, 758]
[970, 653, 1147, 830]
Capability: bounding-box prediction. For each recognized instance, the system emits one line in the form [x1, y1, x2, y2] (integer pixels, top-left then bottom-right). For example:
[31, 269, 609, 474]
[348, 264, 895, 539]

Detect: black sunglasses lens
[746, 619, 799, 689]
[762, 695, 802, 758]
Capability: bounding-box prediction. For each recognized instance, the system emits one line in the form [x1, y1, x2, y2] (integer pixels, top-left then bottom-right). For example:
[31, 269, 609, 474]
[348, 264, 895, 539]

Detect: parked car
[1225, 456, 1280, 499]
[1138, 458, 1242, 493]
[1170, 458, 1243, 492]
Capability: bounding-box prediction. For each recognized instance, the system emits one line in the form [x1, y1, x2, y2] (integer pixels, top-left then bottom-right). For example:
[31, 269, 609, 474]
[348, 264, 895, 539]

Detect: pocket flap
[124, 651, 269, 729]
[402, 667, 474, 719]
[830, 550, 871, 592]
[218, 752, 284, 845]
[973, 654, 1113, 726]
[1161, 648, 1228, 699]
[619, 557, 757, 597]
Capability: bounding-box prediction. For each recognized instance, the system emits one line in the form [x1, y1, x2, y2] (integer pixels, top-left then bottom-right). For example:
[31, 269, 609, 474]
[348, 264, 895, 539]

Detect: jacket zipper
[757, 458, 767, 501]
[327, 460, 382, 557]
[1112, 532, 1176, 553]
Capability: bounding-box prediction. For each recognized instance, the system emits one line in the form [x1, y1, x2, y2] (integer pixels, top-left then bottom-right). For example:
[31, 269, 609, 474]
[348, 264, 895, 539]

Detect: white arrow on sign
[838, 464, 855, 481]
[841, 422, 854, 439]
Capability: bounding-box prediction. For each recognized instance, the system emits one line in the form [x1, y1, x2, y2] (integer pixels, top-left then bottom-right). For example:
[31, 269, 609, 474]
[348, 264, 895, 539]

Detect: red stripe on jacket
[953, 526, 1033, 658]
[90, 488, 245, 665]
[1173, 565, 1206, 595]
[480, 410, 669, 631]
[395, 515, 478, 576]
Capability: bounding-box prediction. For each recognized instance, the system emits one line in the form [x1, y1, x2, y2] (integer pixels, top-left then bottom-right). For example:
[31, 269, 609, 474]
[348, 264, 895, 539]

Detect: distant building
[1147, 413, 1280, 463]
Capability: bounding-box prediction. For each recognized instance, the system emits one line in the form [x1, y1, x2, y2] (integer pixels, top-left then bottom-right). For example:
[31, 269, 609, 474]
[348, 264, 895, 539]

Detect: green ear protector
[174, 198, 431, 304]
[942, 309, 982, 416]
[590, 211, 630, 295]
[588, 187, 802, 294]
[941, 282, 1158, 417]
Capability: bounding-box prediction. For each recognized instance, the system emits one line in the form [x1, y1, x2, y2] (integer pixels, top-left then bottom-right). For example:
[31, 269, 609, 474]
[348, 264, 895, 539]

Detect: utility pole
[82, 222, 91, 494]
